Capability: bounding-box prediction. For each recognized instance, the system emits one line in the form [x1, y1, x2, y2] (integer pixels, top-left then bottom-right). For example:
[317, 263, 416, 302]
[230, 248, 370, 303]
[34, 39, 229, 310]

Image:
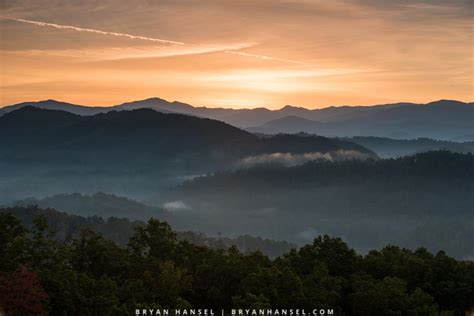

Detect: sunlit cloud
[224, 51, 307, 65]
[0, 0, 471, 108]
[2, 42, 256, 61]
[1, 16, 297, 65]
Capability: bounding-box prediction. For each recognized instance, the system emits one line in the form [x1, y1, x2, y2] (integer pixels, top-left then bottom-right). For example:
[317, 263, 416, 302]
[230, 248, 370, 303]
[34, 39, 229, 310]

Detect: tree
[128, 219, 177, 260]
[280, 235, 359, 277]
[350, 275, 409, 315]
[71, 229, 128, 279]
[1, 209, 473, 314]
[0, 265, 48, 316]
[0, 212, 29, 271]
[407, 288, 438, 316]
[301, 262, 344, 310]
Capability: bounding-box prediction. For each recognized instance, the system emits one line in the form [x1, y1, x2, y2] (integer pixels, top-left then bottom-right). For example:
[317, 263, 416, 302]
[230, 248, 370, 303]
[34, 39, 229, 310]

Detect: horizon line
[1, 97, 472, 111]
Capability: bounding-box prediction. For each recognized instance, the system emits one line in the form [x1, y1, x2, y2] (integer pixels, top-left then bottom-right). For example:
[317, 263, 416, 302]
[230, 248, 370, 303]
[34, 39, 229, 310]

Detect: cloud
[240, 150, 374, 167]
[298, 227, 319, 241]
[0, 16, 185, 45]
[1, 1, 470, 107]
[224, 50, 307, 65]
[7, 42, 255, 61]
[1, 16, 303, 64]
[163, 200, 189, 212]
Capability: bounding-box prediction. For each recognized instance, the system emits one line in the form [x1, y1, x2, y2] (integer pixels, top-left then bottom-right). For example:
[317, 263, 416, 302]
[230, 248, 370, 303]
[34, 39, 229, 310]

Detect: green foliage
[128, 218, 178, 260]
[0, 209, 473, 315]
[15, 192, 171, 221]
[0, 213, 29, 271]
[6, 206, 294, 258]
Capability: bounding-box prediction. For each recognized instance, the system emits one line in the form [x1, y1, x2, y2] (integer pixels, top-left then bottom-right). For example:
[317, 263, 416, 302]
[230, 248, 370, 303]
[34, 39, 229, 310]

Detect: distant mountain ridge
[2, 98, 472, 140]
[0, 107, 375, 201]
[250, 100, 474, 140]
[345, 136, 474, 158]
[1, 99, 107, 116]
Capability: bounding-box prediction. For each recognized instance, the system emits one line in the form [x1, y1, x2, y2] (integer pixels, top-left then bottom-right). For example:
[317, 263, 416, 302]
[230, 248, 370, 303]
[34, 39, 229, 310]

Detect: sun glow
[0, 0, 472, 108]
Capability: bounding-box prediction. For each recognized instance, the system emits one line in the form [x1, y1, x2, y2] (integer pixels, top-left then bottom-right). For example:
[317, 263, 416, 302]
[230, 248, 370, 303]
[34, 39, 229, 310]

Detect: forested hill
[0, 107, 375, 201]
[1, 210, 473, 315]
[345, 136, 474, 158]
[0, 107, 375, 165]
[178, 151, 473, 191]
[166, 151, 474, 258]
[14, 192, 171, 221]
[3, 206, 294, 258]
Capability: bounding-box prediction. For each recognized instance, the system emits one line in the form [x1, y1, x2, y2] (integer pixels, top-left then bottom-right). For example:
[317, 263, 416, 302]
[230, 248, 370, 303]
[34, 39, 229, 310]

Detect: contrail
[224, 50, 307, 65]
[1, 16, 185, 45]
[2, 16, 306, 64]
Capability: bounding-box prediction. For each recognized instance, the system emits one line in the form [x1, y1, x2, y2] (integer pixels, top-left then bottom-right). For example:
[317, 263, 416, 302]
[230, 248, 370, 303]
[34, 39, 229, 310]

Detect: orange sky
[0, 0, 472, 109]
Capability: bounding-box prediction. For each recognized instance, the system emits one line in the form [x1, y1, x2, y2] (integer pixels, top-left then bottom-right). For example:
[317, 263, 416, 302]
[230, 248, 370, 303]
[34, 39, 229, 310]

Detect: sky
[0, 0, 472, 109]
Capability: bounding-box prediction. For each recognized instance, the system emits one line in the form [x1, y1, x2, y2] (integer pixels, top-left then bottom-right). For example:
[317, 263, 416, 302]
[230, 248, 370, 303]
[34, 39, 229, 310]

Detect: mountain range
[1, 103, 473, 259]
[249, 100, 474, 140]
[0, 106, 374, 160]
[0, 106, 374, 201]
[2, 98, 473, 140]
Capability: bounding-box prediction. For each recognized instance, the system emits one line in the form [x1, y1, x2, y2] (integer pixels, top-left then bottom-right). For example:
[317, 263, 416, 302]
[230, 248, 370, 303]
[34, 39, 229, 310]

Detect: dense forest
[1, 210, 473, 315]
[1, 106, 473, 313]
[6, 206, 294, 258]
[165, 151, 474, 259]
[6, 151, 473, 259]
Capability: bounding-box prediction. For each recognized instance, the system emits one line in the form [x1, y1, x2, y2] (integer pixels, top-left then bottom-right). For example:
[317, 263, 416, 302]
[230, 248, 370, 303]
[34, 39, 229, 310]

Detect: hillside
[4, 206, 295, 258]
[165, 151, 474, 259]
[13, 192, 171, 221]
[1, 106, 373, 158]
[0, 107, 374, 201]
[249, 115, 324, 134]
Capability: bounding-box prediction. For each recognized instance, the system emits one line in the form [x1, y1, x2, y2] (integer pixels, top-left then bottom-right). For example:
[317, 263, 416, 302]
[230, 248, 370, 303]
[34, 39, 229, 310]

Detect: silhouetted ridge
[2, 98, 472, 139]
[425, 99, 467, 106]
[0, 107, 375, 176]
[1, 100, 105, 115]
[0, 106, 82, 134]
[250, 100, 474, 139]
